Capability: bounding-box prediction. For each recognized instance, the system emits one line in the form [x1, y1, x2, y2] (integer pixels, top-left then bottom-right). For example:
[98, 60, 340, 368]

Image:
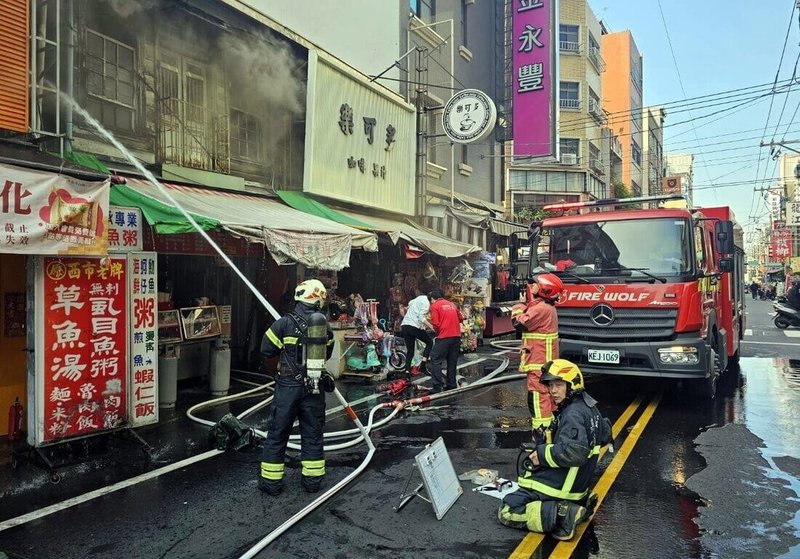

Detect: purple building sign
[512, 0, 557, 159]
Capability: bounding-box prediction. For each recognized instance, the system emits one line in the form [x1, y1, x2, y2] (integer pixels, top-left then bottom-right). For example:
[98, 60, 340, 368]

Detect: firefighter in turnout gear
[258, 279, 335, 496]
[511, 273, 563, 442]
[498, 359, 612, 540]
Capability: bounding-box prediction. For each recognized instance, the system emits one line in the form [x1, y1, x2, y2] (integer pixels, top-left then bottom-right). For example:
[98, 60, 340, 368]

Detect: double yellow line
[509, 391, 662, 559]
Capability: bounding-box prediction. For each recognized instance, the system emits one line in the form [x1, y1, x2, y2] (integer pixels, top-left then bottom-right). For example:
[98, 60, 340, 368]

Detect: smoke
[218, 34, 304, 116]
[106, 0, 158, 18]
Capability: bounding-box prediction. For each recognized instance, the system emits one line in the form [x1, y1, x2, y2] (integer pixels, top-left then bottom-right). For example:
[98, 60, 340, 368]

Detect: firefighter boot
[551, 501, 588, 541]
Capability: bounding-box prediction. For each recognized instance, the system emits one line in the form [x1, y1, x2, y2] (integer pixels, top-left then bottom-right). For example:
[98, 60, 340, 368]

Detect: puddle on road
[687, 357, 800, 559]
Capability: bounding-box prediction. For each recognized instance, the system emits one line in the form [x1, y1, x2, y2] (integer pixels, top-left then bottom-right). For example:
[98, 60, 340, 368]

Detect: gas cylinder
[7, 397, 23, 442]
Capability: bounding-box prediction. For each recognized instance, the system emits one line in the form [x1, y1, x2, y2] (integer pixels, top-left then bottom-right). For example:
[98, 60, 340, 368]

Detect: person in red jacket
[511, 273, 563, 442]
[428, 288, 463, 392]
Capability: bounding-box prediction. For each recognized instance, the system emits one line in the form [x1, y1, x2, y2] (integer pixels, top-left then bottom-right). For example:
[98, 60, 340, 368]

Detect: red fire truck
[511, 195, 745, 398]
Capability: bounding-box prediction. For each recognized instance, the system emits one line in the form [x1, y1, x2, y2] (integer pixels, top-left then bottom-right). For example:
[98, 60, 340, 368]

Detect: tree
[513, 206, 554, 223]
[612, 179, 632, 199]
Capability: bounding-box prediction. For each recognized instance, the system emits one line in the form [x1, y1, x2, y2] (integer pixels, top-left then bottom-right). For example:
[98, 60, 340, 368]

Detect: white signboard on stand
[414, 437, 463, 520]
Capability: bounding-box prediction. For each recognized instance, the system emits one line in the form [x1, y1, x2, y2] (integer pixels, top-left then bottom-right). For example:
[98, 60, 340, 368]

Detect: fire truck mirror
[715, 220, 734, 255]
[718, 258, 734, 273]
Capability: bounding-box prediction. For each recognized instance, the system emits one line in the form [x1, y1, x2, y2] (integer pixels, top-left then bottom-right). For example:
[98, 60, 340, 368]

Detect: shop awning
[275, 191, 374, 229]
[489, 218, 528, 237]
[114, 179, 378, 271]
[340, 209, 482, 258]
[424, 206, 527, 248]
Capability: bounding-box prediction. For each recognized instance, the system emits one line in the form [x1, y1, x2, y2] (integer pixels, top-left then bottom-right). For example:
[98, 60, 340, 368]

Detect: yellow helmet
[541, 359, 584, 392]
[295, 279, 327, 308]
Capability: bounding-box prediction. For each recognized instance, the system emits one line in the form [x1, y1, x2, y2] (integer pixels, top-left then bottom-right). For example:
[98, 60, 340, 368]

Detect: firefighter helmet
[541, 359, 585, 392]
[295, 279, 327, 308]
[536, 273, 564, 302]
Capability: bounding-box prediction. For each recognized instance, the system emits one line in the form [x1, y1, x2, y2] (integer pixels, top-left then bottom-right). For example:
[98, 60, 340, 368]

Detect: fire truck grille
[557, 307, 678, 341]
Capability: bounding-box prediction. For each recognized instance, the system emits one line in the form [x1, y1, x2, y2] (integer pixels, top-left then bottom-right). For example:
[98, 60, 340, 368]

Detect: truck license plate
[588, 349, 620, 364]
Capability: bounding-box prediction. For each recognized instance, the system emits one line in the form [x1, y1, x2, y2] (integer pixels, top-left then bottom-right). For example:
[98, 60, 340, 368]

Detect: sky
[594, 0, 799, 243]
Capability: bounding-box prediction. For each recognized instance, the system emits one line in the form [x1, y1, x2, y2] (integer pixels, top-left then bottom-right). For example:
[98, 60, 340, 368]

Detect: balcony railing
[610, 136, 623, 160]
[588, 46, 606, 72]
[156, 97, 230, 173]
[589, 157, 605, 174]
[560, 41, 580, 53]
[560, 98, 581, 110]
[588, 99, 606, 123]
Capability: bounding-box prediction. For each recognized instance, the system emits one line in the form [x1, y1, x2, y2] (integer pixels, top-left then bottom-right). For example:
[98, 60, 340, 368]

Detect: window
[411, 0, 435, 19]
[588, 34, 604, 72]
[560, 138, 579, 156]
[559, 24, 579, 52]
[85, 30, 135, 132]
[589, 142, 601, 168]
[230, 108, 261, 162]
[461, 144, 468, 165]
[631, 140, 642, 167]
[588, 88, 601, 116]
[560, 81, 580, 109]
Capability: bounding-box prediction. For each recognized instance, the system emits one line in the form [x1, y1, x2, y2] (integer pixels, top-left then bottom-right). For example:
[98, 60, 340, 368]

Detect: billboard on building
[512, 0, 557, 159]
[0, 163, 110, 255]
[662, 176, 682, 195]
[304, 51, 416, 215]
[772, 227, 792, 260]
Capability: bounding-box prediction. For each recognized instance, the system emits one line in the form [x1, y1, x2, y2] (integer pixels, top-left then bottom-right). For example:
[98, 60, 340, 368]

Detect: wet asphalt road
[1, 302, 799, 559]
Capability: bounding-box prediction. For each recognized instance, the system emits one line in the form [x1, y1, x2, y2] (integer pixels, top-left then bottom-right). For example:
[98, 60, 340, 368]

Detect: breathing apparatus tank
[305, 312, 328, 394]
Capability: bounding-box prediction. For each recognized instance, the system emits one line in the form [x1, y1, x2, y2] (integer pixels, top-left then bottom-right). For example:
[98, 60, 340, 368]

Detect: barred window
[85, 30, 134, 132]
[230, 109, 261, 162]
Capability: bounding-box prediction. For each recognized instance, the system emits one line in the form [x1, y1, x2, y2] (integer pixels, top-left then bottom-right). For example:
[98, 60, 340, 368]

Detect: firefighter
[258, 279, 336, 496]
[511, 273, 563, 442]
[498, 359, 612, 540]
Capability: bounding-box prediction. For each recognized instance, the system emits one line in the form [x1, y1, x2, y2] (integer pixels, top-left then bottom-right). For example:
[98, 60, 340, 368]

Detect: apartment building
[601, 28, 644, 197]
[642, 107, 666, 196]
[507, 0, 609, 217]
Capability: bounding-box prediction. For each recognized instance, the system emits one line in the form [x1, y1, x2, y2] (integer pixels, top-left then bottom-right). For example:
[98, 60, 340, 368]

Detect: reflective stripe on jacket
[517, 392, 604, 501]
[515, 298, 559, 391]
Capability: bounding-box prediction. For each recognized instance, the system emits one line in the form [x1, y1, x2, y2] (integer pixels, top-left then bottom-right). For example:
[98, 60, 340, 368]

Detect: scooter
[773, 301, 800, 329]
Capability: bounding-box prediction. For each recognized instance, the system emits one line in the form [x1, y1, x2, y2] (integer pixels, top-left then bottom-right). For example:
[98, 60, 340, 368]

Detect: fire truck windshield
[543, 218, 692, 280]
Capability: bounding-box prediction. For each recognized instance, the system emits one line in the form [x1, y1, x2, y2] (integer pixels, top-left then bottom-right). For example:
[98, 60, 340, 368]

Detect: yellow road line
[508, 393, 646, 559]
[548, 392, 662, 559]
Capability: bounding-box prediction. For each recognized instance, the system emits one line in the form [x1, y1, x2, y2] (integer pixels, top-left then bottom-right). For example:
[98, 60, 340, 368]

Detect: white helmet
[295, 279, 327, 308]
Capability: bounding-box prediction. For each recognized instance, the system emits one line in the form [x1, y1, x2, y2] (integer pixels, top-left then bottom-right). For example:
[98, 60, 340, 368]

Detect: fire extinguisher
[7, 397, 23, 442]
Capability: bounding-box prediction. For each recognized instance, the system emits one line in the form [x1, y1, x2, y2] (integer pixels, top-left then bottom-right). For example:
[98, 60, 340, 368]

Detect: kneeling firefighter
[258, 279, 336, 495]
[498, 359, 613, 540]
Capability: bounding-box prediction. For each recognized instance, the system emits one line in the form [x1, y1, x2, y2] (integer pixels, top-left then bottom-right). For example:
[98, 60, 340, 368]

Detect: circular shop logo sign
[441, 89, 497, 144]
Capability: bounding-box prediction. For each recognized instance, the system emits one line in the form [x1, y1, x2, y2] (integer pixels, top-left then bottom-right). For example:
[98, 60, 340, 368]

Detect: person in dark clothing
[498, 359, 613, 540]
[400, 287, 434, 377]
[258, 279, 335, 496]
[787, 280, 800, 310]
[427, 288, 463, 392]
[749, 281, 759, 300]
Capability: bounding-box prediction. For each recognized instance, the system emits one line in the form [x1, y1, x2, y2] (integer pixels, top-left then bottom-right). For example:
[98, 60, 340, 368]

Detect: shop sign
[36, 256, 128, 445]
[108, 206, 143, 252]
[512, 0, 556, 159]
[0, 162, 110, 255]
[305, 52, 416, 215]
[772, 227, 792, 259]
[442, 89, 497, 144]
[128, 252, 158, 427]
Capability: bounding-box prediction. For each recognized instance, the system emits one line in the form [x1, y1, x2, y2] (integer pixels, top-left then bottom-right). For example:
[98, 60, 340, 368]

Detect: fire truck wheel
[774, 316, 791, 329]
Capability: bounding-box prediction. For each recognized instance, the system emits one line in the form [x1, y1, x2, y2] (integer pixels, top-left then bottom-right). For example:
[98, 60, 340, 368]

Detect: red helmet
[536, 273, 564, 302]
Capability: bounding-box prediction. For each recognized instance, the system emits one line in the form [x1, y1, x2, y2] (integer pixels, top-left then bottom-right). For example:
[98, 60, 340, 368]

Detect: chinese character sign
[512, 0, 556, 159]
[772, 227, 793, 260]
[39, 256, 128, 444]
[1, 162, 110, 255]
[128, 252, 158, 427]
[108, 206, 143, 252]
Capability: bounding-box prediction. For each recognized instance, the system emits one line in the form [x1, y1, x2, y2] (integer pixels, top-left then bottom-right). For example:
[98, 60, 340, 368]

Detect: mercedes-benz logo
[590, 304, 615, 326]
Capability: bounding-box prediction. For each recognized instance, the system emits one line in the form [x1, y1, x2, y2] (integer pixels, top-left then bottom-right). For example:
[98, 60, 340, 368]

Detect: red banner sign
[772, 227, 792, 260]
[40, 256, 128, 443]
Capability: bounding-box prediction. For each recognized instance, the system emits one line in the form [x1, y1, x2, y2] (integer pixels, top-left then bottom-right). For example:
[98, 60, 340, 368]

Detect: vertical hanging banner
[36, 256, 128, 445]
[772, 227, 792, 260]
[128, 252, 158, 427]
[512, 0, 557, 159]
[0, 162, 110, 254]
[108, 206, 143, 252]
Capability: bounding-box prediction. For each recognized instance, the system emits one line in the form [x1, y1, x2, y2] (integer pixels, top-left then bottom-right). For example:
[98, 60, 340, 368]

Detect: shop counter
[484, 302, 519, 338]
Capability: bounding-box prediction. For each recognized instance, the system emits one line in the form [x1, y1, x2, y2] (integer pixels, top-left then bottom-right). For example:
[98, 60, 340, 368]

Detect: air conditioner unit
[561, 154, 578, 165]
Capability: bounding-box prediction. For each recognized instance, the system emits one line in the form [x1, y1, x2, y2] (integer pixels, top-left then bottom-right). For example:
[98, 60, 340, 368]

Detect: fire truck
[511, 195, 745, 398]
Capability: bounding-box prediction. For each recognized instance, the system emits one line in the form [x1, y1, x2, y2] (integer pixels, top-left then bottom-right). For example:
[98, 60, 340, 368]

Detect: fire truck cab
[511, 196, 745, 398]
